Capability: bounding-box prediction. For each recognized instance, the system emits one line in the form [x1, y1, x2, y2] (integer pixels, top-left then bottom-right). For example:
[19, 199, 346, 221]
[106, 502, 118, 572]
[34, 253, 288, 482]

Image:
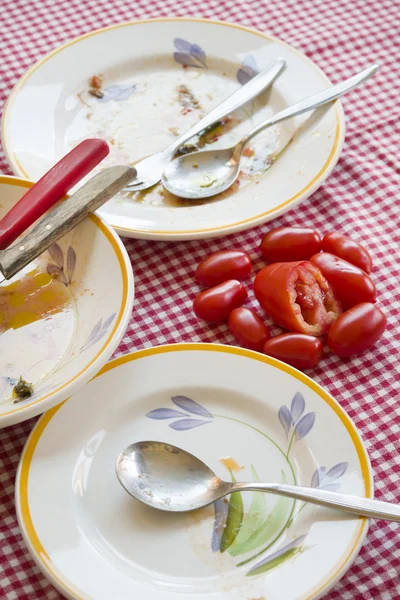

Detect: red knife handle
[0, 138, 109, 250]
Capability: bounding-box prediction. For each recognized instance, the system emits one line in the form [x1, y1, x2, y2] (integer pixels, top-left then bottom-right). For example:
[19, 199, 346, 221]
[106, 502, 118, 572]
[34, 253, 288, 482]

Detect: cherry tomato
[195, 250, 252, 287]
[254, 261, 341, 336]
[322, 232, 372, 273]
[328, 303, 386, 357]
[260, 227, 321, 263]
[263, 333, 323, 370]
[193, 280, 247, 322]
[228, 308, 270, 351]
[310, 253, 376, 309]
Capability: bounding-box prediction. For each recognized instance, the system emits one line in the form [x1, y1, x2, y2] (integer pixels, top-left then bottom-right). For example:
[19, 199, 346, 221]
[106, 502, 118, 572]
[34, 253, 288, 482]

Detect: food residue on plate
[0, 263, 76, 404]
[177, 84, 201, 115]
[219, 456, 245, 472]
[12, 376, 33, 401]
[88, 74, 104, 99]
[70, 58, 287, 207]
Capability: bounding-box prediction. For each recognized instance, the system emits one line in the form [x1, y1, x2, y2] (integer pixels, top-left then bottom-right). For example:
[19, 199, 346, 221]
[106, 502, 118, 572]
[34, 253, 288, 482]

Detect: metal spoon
[162, 64, 378, 199]
[123, 58, 286, 191]
[116, 441, 400, 521]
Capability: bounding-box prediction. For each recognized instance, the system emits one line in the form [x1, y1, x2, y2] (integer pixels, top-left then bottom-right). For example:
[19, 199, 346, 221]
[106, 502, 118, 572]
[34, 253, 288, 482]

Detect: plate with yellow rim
[16, 343, 371, 600]
[2, 18, 344, 241]
[0, 175, 134, 428]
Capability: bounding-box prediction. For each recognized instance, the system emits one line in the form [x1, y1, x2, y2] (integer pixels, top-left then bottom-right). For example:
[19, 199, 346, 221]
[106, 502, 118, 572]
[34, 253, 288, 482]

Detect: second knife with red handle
[0, 138, 109, 250]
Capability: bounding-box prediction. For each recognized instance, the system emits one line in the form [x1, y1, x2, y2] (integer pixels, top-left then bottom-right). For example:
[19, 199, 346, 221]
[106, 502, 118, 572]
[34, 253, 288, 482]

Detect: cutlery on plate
[0, 138, 109, 250]
[162, 64, 378, 199]
[0, 166, 136, 283]
[124, 57, 286, 192]
[116, 441, 400, 521]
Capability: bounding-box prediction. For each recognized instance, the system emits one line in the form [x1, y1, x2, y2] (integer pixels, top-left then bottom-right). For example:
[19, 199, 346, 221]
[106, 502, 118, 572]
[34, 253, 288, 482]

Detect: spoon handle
[240, 64, 378, 147]
[167, 58, 286, 155]
[231, 482, 400, 521]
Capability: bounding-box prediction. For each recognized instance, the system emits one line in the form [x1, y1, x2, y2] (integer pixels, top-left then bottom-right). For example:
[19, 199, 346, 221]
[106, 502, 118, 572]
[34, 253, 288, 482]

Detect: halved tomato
[254, 261, 341, 336]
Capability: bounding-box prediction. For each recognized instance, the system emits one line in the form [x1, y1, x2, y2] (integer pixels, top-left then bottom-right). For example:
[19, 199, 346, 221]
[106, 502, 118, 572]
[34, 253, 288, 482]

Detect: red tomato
[263, 333, 323, 370]
[228, 308, 270, 351]
[193, 280, 247, 322]
[254, 261, 341, 336]
[195, 250, 252, 287]
[310, 253, 376, 309]
[260, 227, 321, 262]
[328, 303, 386, 357]
[322, 232, 372, 273]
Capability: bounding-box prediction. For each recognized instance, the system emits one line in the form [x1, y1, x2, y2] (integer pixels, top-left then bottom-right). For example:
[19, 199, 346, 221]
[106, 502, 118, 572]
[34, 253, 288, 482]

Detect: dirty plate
[2, 18, 344, 240]
[0, 175, 134, 428]
[16, 344, 371, 600]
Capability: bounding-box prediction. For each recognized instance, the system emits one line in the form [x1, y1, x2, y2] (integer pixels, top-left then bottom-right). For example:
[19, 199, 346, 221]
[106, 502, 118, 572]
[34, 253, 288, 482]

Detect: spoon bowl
[116, 440, 229, 511]
[163, 149, 240, 199]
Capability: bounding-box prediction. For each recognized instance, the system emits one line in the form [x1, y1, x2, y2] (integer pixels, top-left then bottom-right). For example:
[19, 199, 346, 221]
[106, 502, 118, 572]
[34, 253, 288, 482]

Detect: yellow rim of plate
[18, 343, 371, 600]
[1, 17, 344, 237]
[0, 175, 130, 418]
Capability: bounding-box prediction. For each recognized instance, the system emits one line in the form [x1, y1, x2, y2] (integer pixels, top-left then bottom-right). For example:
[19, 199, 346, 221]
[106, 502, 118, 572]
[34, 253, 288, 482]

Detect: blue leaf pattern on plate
[290, 392, 305, 424]
[279, 393, 316, 454]
[294, 412, 315, 441]
[48, 243, 64, 268]
[237, 55, 259, 85]
[47, 244, 76, 287]
[169, 418, 211, 431]
[247, 534, 307, 575]
[278, 405, 292, 436]
[311, 462, 348, 491]
[211, 499, 228, 552]
[189, 44, 207, 67]
[97, 84, 137, 103]
[320, 482, 341, 492]
[66, 246, 76, 284]
[311, 466, 326, 488]
[171, 395, 213, 418]
[173, 38, 207, 68]
[146, 408, 188, 420]
[80, 313, 116, 353]
[174, 38, 192, 53]
[326, 462, 348, 480]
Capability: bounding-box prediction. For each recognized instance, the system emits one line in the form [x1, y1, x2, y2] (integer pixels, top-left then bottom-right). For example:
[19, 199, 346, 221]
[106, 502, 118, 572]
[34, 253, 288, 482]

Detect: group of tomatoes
[192, 227, 386, 370]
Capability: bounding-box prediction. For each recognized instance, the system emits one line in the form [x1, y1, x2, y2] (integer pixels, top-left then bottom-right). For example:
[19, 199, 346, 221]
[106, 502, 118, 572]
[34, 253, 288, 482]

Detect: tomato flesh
[228, 308, 270, 351]
[193, 280, 247, 322]
[310, 252, 376, 309]
[328, 302, 386, 357]
[322, 232, 372, 273]
[263, 333, 323, 370]
[260, 227, 321, 262]
[254, 261, 341, 336]
[195, 250, 252, 287]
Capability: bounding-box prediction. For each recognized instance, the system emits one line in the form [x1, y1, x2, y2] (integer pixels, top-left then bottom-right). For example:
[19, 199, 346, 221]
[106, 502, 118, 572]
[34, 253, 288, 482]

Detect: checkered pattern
[0, 1, 399, 598]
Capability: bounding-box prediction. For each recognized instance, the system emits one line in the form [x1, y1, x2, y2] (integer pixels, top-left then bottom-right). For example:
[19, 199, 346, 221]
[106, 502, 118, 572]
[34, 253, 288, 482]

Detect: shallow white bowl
[0, 175, 134, 428]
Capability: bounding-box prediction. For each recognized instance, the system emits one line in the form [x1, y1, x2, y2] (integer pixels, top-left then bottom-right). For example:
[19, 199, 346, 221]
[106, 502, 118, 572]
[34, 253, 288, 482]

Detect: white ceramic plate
[0, 176, 134, 428]
[16, 344, 371, 600]
[2, 18, 344, 241]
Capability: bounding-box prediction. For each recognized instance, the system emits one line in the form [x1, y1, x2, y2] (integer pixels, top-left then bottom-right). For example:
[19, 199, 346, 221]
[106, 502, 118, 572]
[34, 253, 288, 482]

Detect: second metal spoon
[116, 441, 400, 521]
[162, 64, 378, 199]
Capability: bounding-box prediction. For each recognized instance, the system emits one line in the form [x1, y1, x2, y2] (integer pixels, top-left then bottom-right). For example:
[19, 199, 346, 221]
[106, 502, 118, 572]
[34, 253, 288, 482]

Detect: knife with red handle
[0, 138, 109, 250]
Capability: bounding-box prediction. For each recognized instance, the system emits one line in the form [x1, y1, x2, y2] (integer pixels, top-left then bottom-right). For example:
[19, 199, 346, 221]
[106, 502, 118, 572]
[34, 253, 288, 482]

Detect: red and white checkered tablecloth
[0, 1, 399, 598]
